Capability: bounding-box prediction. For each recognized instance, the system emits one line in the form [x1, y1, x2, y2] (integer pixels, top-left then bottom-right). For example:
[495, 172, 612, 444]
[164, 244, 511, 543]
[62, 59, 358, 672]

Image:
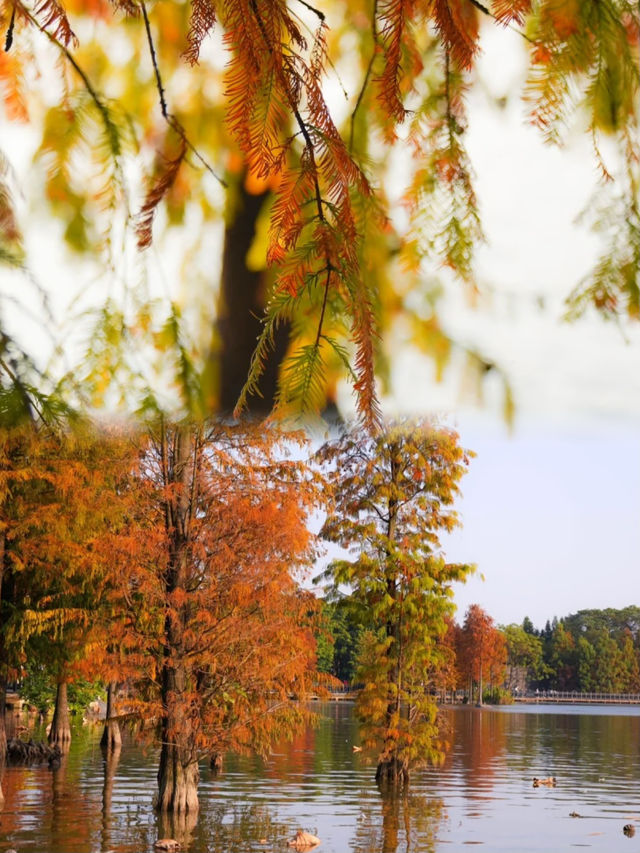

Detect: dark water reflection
[1, 703, 639, 852]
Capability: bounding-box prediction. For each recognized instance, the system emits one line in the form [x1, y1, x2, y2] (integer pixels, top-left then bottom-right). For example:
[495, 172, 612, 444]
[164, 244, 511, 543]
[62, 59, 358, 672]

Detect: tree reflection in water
[101, 744, 120, 852]
[351, 789, 444, 853]
[156, 808, 199, 849]
[195, 802, 294, 853]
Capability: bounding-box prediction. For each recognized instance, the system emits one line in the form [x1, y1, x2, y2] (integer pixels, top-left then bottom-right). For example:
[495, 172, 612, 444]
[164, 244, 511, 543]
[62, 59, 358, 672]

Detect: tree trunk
[48, 681, 72, 749]
[100, 681, 122, 751]
[379, 443, 403, 785]
[155, 425, 200, 814]
[156, 739, 200, 814]
[376, 756, 409, 787]
[157, 652, 200, 813]
[477, 663, 484, 707]
[205, 179, 289, 416]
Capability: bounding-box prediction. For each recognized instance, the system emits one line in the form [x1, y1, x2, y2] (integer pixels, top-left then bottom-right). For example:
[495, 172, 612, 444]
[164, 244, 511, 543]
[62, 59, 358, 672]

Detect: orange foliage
[430, 0, 479, 71]
[104, 420, 324, 786]
[0, 425, 138, 690]
[0, 51, 29, 122]
[136, 136, 188, 249]
[540, 0, 580, 39]
[492, 0, 533, 27]
[455, 604, 507, 695]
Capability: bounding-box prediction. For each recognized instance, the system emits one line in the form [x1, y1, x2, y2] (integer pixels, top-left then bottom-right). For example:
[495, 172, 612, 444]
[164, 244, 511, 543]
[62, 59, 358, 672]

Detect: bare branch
[139, 0, 227, 187]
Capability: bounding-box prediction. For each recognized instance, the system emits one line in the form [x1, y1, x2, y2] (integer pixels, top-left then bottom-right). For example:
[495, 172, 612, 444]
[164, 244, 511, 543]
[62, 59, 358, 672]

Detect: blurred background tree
[0, 0, 636, 424]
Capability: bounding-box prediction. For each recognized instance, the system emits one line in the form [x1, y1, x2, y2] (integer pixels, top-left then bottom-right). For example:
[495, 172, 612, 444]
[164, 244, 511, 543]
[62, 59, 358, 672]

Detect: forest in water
[0, 0, 638, 822]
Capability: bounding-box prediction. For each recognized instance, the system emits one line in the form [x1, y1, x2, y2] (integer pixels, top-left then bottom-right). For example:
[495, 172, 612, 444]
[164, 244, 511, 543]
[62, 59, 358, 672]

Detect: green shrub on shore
[19, 666, 104, 717]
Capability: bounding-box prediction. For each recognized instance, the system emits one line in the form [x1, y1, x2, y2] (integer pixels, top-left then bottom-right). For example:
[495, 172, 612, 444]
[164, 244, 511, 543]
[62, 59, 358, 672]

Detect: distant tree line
[319, 604, 640, 701]
[503, 608, 640, 694]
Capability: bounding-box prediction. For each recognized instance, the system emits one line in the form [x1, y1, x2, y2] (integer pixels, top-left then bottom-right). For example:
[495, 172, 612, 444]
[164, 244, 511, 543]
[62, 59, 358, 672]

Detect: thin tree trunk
[100, 681, 122, 751]
[48, 681, 72, 750]
[156, 424, 200, 814]
[378, 443, 405, 786]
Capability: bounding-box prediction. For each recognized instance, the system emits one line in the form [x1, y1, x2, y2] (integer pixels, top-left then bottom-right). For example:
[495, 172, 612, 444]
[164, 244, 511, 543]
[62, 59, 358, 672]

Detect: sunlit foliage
[110, 419, 324, 813]
[455, 604, 507, 704]
[317, 418, 474, 784]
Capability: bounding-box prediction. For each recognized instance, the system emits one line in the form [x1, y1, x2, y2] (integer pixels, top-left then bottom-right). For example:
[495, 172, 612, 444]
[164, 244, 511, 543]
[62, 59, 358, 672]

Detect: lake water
[1, 702, 640, 852]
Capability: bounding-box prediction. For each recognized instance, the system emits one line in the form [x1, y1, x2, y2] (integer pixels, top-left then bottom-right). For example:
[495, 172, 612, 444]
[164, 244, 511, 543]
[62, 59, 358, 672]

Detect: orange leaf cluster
[375, 0, 414, 124]
[33, 0, 78, 47]
[100, 421, 326, 762]
[430, 0, 479, 71]
[135, 137, 187, 250]
[183, 0, 216, 65]
[491, 0, 533, 26]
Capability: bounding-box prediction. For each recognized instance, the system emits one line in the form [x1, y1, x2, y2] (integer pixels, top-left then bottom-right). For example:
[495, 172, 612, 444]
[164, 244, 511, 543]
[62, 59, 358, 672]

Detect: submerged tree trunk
[156, 737, 200, 814]
[157, 655, 199, 813]
[48, 681, 72, 750]
[377, 444, 404, 787]
[155, 425, 200, 814]
[376, 756, 410, 788]
[100, 681, 122, 751]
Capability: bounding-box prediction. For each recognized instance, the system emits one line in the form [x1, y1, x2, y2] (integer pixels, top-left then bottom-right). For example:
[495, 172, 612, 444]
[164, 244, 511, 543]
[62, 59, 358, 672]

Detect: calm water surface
[1, 702, 639, 852]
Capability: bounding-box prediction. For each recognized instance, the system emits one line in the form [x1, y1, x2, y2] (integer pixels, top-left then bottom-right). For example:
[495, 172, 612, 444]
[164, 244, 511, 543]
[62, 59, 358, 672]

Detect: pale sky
[446, 418, 640, 628]
[384, 24, 640, 629]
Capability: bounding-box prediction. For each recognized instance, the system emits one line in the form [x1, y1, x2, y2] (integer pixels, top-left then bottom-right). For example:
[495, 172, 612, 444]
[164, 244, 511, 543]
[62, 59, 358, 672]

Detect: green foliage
[546, 622, 578, 690]
[563, 606, 640, 642]
[18, 664, 54, 714]
[482, 686, 513, 705]
[315, 599, 368, 684]
[20, 665, 104, 715]
[566, 164, 640, 322]
[534, 607, 640, 692]
[67, 678, 106, 715]
[318, 418, 474, 781]
[503, 624, 547, 680]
